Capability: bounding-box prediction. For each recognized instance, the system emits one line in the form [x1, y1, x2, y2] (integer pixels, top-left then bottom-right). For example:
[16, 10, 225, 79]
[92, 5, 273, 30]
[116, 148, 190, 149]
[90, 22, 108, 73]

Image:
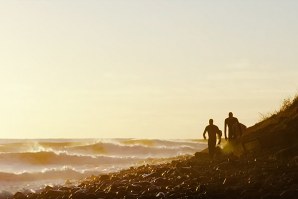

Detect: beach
[7, 145, 298, 199]
[4, 96, 298, 199]
[0, 139, 206, 195]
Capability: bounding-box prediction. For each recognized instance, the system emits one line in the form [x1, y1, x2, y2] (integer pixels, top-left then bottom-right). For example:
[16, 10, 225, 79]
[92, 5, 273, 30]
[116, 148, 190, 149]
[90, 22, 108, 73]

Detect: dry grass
[239, 92, 298, 154]
[258, 94, 298, 122]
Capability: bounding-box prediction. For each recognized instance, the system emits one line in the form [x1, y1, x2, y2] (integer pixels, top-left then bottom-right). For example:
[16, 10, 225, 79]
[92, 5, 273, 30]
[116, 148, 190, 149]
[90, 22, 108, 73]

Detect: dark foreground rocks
[8, 148, 298, 199]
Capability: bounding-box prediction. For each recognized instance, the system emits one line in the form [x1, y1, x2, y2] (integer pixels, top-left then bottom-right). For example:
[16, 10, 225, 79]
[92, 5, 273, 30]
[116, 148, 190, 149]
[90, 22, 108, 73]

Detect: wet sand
[9, 145, 298, 199]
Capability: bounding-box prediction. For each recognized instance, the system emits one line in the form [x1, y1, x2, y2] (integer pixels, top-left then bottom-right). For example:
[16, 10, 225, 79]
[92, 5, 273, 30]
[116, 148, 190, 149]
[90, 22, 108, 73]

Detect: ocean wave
[0, 140, 92, 153]
[0, 167, 87, 182]
[0, 139, 206, 176]
[0, 166, 114, 184]
[0, 151, 142, 167]
[0, 139, 206, 194]
[118, 138, 204, 148]
[67, 140, 205, 157]
[0, 139, 205, 157]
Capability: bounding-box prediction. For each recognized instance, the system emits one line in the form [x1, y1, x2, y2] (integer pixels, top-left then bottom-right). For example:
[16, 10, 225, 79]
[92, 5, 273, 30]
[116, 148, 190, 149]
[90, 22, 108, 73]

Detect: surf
[0, 138, 206, 193]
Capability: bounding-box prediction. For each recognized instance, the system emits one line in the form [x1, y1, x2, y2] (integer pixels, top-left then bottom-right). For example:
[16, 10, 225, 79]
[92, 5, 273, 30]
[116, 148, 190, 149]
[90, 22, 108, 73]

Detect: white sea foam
[0, 138, 206, 193]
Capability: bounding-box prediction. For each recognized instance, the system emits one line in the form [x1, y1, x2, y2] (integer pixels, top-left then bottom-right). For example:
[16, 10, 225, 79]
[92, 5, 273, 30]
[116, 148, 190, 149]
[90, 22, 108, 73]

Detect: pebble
[6, 148, 298, 199]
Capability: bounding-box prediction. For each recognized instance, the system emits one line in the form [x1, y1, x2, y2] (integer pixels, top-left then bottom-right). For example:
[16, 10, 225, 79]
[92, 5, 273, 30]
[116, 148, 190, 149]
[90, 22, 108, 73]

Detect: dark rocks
[261, 193, 280, 199]
[8, 149, 298, 199]
[155, 192, 165, 198]
[280, 189, 298, 199]
[151, 177, 168, 186]
[69, 189, 87, 199]
[44, 190, 64, 199]
[99, 174, 110, 181]
[13, 192, 26, 199]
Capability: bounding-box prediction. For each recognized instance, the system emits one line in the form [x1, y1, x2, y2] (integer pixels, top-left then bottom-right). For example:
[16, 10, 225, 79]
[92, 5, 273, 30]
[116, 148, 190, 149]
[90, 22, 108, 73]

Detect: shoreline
[0, 138, 206, 195]
[6, 143, 298, 199]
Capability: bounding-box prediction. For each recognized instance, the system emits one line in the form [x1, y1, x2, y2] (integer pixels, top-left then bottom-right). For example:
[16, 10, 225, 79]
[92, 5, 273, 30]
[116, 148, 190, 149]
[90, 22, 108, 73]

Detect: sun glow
[0, 1, 297, 139]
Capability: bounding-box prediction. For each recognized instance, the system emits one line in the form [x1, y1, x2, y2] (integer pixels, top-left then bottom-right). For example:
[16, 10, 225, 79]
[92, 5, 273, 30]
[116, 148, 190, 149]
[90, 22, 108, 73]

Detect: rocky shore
[4, 96, 298, 199]
[7, 144, 298, 199]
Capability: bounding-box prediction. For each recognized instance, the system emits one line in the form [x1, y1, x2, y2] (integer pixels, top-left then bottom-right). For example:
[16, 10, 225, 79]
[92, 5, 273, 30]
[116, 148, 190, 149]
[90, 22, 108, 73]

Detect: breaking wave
[0, 138, 206, 193]
[0, 151, 144, 166]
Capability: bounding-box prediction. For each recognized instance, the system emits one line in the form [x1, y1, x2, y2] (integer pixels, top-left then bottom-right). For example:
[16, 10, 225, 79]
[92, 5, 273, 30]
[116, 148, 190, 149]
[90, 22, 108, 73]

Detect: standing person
[203, 119, 222, 158]
[224, 112, 241, 141]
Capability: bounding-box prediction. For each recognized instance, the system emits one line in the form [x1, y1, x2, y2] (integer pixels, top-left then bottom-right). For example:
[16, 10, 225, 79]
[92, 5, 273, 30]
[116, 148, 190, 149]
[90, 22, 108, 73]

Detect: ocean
[0, 139, 206, 194]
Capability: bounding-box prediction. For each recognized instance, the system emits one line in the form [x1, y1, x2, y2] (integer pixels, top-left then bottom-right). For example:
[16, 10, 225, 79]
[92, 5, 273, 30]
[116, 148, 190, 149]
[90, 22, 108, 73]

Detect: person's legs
[208, 139, 216, 158]
[228, 129, 236, 141]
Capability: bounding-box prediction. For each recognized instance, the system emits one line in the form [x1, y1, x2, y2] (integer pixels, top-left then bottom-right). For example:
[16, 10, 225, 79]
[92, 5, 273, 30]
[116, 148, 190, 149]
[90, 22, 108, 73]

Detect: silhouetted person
[224, 112, 241, 141]
[203, 119, 222, 158]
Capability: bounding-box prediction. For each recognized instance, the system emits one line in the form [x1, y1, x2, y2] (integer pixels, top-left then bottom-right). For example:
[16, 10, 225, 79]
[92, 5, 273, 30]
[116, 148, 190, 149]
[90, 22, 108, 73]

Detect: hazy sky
[0, 0, 297, 139]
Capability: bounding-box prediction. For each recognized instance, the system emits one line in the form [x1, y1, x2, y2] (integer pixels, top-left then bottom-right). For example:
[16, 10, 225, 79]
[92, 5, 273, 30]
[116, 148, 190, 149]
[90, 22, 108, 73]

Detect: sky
[0, 0, 297, 139]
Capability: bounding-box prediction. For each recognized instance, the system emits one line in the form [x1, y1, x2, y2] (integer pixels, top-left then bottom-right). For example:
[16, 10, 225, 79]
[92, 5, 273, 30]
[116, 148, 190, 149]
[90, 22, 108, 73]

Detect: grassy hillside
[241, 95, 298, 153]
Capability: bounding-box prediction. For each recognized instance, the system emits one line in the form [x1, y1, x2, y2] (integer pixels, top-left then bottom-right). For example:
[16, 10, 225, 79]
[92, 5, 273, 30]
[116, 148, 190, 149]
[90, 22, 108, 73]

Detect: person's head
[229, 112, 233, 117]
[209, 119, 213, 125]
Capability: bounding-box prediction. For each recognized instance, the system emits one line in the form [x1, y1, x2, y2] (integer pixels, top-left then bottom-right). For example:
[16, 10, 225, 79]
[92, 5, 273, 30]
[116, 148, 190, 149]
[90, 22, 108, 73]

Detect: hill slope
[241, 95, 298, 153]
